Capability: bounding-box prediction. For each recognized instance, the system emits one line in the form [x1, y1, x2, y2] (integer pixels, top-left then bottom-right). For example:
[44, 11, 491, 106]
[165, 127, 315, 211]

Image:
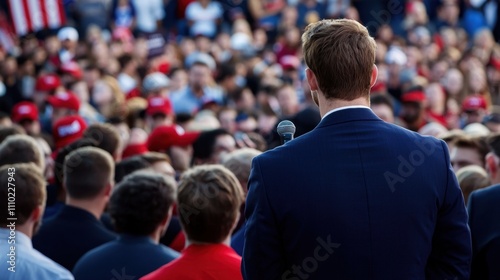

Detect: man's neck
[318, 96, 370, 118]
[66, 198, 104, 220]
[185, 235, 231, 248]
[16, 223, 34, 239]
[149, 227, 162, 244]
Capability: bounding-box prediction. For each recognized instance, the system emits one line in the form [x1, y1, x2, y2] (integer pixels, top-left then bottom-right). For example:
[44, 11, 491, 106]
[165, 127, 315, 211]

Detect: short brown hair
[0, 134, 43, 170]
[139, 152, 171, 165]
[302, 19, 376, 100]
[0, 163, 45, 226]
[177, 165, 244, 243]
[83, 123, 122, 158]
[455, 136, 490, 165]
[64, 146, 114, 199]
[222, 148, 261, 186]
[110, 172, 176, 235]
[439, 129, 465, 145]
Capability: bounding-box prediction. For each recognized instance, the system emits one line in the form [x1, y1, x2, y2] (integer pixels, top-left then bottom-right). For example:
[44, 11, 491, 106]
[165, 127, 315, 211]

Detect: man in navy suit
[33, 147, 117, 270]
[73, 172, 179, 279]
[242, 19, 471, 280]
[468, 133, 500, 279]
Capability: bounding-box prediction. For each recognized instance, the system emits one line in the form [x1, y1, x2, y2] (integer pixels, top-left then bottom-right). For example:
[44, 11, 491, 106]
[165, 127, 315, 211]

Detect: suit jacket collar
[57, 204, 99, 223]
[316, 107, 381, 129]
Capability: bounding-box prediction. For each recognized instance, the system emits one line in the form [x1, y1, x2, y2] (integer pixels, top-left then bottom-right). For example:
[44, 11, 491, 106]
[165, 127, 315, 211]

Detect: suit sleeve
[425, 141, 472, 280]
[467, 190, 477, 253]
[242, 157, 286, 280]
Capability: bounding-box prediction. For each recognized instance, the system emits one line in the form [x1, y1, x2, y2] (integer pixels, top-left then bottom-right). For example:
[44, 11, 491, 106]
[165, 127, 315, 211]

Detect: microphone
[277, 120, 296, 144]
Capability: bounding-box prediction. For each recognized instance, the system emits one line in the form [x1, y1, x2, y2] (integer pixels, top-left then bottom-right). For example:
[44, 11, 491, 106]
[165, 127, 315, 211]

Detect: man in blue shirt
[0, 164, 74, 280]
[171, 54, 223, 115]
[73, 172, 179, 280]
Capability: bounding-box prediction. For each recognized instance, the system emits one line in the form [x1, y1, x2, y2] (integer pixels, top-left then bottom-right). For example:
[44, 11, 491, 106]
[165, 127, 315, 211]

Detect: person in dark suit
[468, 133, 500, 279]
[222, 148, 262, 255]
[73, 172, 179, 280]
[242, 19, 471, 280]
[33, 147, 117, 271]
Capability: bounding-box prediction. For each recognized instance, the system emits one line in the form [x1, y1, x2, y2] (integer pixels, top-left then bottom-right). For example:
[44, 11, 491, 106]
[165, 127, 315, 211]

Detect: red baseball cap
[146, 97, 173, 116]
[60, 61, 83, 79]
[52, 115, 87, 149]
[48, 91, 80, 111]
[462, 95, 487, 111]
[371, 82, 386, 93]
[147, 125, 200, 152]
[122, 143, 149, 159]
[401, 90, 426, 103]
[35, 74, 61, 91]
[11, 101, 39, 122]
[279, 55, 300, 71]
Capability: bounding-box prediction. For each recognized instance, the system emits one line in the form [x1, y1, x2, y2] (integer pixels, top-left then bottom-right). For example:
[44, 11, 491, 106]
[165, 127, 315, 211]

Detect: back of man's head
[222, 148, 262, 191]
[114, 156, 151, 183]
[0, 134, 44, 170]
[302, 19, 376, 100]
[177, 165, 244, 243]
[54, 138, 98, 189]
[0, 163, 45, 227]
[139, 152, 175, 178]
[192, 128, 232, 163]
[64, 146, 114, 200]
[109, 172, 176, 235]
[83, 123, 122, 160]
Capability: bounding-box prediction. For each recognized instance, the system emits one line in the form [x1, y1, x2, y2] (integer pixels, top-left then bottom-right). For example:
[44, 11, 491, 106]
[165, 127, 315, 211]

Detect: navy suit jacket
[242, 108, 471, 280]
[72, 235, 179, 280]
[33, 205, 117, 271]
[467, 184, 500, 279]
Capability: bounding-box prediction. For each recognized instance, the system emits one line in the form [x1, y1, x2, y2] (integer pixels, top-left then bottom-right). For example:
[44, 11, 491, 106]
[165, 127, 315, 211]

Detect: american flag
[8, 0, 66, 36]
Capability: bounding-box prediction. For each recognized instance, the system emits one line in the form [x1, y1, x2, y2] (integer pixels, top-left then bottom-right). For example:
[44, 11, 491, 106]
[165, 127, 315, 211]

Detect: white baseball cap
[185, 52, 216, 71]
[57, 27, 79, 42]
[143, 72, 170, 92]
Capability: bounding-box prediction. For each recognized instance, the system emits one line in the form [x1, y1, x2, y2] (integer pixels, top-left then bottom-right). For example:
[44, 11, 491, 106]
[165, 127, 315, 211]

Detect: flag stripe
[21, 0, 33, 34]
[40, 0, 50, 28]
[45, 0, 60, 28]
[29, 0, 44, 31]
[9, 0, 65, 35]
[9, 0, 28, 35]
[57, 0, 66, 26]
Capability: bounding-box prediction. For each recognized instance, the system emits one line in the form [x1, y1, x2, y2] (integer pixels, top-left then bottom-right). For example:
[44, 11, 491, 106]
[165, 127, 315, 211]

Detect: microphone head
[277, 120, 296, 135]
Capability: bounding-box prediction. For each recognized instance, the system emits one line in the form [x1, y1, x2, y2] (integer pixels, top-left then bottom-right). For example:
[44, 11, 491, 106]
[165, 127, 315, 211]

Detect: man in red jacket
[141, 165, 244, 280]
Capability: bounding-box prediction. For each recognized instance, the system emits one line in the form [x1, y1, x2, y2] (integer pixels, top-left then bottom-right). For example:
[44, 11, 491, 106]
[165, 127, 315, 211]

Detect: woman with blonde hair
[92, 75, 127, 120]
[456, 165, 491, 205]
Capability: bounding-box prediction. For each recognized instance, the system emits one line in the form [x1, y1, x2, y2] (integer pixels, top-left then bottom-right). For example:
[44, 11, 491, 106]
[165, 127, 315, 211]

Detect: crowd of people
[0, 0, 499, 279]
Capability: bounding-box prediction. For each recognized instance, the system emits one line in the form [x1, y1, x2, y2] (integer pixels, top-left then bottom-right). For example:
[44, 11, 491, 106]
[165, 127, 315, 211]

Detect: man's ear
[306, 68, 319, 92]
[231, 211, 241, 232]
[31, 205, 43, 223]
[486, 152, 498, 179]
[104, 182, 113, 197]
[370, 65, 378, 88]
[162, 206, 173, 227]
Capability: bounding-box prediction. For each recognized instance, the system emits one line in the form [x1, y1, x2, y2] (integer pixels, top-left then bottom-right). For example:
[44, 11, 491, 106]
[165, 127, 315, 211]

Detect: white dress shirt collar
[322, 105, 371, 120]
